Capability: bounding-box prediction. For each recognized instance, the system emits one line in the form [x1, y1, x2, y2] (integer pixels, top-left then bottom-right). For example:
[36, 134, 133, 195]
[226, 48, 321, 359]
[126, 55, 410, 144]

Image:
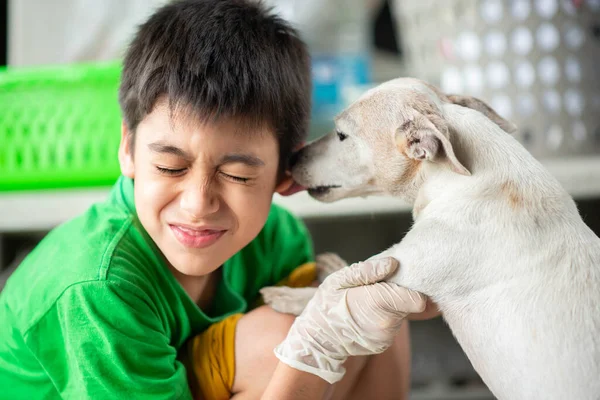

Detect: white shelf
[410, 387, 495, 400]
[1, 156, 599, 233]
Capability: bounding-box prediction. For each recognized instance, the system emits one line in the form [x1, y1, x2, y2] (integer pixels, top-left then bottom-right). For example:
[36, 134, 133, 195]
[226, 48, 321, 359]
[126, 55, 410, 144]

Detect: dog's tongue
[279, 181, 307, 196]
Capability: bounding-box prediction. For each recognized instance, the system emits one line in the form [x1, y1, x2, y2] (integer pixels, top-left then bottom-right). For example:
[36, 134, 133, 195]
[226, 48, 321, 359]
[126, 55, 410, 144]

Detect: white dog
[262, 78, 600, 399]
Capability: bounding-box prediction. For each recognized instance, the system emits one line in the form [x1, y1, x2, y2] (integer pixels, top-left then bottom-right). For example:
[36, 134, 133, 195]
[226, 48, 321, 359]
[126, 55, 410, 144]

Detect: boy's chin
[164, 250, 224, 278]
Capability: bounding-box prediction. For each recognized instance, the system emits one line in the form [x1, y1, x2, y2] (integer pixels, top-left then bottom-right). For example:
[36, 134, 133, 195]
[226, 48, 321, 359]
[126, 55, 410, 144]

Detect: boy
[0, 1, 428, 399]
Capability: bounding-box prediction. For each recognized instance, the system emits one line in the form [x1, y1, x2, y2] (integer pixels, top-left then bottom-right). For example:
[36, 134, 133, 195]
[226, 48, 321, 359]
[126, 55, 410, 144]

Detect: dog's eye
[337, 130, 348, 141]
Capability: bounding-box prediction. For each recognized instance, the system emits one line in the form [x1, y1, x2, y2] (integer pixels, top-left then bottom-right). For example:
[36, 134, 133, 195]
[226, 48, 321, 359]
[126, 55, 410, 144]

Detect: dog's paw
[260, 286, 318, 316]
[315, 252, 348, 283]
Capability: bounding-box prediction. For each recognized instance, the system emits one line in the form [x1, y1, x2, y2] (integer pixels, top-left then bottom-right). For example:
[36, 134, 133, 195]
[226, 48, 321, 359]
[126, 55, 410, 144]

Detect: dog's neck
[441, 104, 521, 174]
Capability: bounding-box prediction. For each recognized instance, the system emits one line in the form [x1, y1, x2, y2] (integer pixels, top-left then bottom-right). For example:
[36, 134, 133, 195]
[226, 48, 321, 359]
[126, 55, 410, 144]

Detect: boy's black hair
[119, 0, 311, 174]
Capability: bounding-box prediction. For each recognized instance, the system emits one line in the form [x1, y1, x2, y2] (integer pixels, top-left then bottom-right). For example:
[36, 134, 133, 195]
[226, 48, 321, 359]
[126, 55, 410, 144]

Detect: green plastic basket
[0, 62, 123, 191]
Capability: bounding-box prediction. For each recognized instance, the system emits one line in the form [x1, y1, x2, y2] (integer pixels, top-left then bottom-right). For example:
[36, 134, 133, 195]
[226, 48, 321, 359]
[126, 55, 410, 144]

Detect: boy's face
[119, 99, 290, 277]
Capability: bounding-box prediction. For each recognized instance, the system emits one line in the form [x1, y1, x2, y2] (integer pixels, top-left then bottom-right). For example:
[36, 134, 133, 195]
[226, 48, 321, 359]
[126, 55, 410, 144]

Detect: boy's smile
[169, 224, 227, 249]
[119, 99, 290, 284]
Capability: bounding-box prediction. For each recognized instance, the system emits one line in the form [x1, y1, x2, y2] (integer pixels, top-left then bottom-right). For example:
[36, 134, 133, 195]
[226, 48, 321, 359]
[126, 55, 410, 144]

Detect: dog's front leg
[363, 243, 444, 321]
[365, 246, 437, 295]
[365, 220, 460, 298]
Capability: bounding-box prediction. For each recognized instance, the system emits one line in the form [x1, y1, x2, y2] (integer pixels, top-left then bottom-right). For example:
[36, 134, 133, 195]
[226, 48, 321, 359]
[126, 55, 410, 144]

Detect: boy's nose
[180, 181, 220, 219]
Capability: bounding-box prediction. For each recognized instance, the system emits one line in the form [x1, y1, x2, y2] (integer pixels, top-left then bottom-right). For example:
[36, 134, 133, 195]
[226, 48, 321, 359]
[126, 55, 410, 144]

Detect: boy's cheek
[134, 176, 174, 215]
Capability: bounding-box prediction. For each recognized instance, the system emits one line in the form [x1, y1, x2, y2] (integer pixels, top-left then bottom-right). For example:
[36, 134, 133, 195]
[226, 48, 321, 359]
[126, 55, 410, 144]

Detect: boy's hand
[273, 257, 426, 384]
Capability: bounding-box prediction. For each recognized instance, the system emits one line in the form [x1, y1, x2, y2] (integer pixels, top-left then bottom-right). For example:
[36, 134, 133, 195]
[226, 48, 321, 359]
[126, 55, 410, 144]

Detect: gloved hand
[273, 257, 426, 384]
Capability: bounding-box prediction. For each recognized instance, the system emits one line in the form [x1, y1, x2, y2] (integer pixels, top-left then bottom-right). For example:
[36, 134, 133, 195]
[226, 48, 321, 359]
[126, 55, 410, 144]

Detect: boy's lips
[169, 224, 227, 248]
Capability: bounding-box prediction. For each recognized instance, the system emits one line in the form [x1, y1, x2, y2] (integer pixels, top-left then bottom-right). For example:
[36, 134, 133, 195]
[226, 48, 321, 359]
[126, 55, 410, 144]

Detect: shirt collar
[110, 175, 137, 215]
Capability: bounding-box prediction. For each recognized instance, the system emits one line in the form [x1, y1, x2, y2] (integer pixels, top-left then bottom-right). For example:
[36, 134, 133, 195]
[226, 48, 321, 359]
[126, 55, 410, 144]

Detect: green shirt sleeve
[265, 205, 314, 285]
[23, 281, 192, 400]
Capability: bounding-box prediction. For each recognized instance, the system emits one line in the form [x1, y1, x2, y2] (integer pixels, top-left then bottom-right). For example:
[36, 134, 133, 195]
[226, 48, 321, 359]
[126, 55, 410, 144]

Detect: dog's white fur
[263, 78, 600, 399]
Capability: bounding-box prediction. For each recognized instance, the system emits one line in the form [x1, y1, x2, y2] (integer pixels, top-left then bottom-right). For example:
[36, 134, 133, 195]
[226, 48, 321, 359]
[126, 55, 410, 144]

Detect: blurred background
[1, 1, 599, 398]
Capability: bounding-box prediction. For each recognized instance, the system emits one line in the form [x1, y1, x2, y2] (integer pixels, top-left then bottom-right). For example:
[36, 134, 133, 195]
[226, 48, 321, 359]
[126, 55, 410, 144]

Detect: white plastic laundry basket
[392, 0, 600, 158]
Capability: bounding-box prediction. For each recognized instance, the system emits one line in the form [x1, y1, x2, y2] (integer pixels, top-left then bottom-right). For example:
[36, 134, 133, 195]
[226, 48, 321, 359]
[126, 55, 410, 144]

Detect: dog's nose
[288, 149, 303, 169]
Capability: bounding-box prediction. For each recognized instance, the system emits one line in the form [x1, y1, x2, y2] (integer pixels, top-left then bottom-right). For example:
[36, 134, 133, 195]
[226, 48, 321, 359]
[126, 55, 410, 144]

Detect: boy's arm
[263, 258, 426, 399]
[24, 281, 192, 400]
[265, 205, 314, 287]
[262, 363, 330, 400]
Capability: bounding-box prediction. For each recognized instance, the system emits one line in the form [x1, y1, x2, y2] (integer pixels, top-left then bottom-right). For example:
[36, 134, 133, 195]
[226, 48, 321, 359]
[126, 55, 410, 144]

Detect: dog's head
[291, 78, 516, 202]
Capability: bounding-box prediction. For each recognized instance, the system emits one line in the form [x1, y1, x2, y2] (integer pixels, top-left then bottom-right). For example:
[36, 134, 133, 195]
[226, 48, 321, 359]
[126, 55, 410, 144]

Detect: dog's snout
[288, 149, 304, 170]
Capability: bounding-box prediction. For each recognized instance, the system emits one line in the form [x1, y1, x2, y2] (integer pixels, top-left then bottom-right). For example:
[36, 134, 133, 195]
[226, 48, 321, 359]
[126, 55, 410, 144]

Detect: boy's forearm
[261, 362, 331, 400]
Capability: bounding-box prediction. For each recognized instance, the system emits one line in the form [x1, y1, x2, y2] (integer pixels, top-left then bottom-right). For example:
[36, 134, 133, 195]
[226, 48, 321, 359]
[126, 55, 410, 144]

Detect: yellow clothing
[190, 262, 317, 400]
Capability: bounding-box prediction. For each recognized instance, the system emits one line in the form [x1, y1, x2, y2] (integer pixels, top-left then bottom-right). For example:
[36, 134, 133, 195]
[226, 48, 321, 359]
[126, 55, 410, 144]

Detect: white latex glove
[273, 257, 426, 384]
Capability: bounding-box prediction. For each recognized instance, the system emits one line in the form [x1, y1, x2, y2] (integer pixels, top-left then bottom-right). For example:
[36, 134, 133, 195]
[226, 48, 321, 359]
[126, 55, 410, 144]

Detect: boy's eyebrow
[148, 143, 265, 167]
[148, 142, 193, 161]
[220, 153, 265, 167]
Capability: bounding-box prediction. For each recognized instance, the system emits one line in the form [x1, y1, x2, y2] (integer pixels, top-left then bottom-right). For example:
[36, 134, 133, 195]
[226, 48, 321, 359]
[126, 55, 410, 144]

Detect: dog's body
[376, 105, 600, 399]
[264, 79, 600, 399]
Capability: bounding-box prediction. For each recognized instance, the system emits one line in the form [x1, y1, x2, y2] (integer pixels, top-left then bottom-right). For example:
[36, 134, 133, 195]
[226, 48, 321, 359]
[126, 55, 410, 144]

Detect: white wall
[8, 0, 169, 66]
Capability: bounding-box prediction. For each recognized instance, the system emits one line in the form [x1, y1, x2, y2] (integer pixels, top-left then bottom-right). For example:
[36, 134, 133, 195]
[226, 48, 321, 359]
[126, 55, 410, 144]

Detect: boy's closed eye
[219, 172, 251, 184]
[148, 141, 264, 183]
[216, 153, 265, 185]
[155, 165, 255, 184]
[156, 166, 187, 176]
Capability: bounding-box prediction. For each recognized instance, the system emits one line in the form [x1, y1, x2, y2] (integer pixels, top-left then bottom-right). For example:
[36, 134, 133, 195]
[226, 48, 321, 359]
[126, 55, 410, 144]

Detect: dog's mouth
[307, 185, 341, 197]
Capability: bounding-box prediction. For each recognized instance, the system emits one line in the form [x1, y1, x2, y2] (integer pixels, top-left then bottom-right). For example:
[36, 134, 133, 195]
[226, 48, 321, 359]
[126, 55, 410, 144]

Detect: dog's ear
[395, 112, 471, 176]
[446, 94, 517, 134]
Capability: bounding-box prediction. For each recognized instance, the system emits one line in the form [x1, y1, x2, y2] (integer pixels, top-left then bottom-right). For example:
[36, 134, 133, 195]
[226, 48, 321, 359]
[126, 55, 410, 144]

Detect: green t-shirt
[0, 176, 313, 400]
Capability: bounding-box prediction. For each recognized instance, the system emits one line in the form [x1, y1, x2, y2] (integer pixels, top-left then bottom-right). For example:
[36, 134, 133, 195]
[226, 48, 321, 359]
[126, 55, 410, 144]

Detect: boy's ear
[275, 173, 294, 194]
[274, 174, 294, 194]
[275, 142, 308, 196]
[119, 121, 135, 179]
[275, 173, 307, 196]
